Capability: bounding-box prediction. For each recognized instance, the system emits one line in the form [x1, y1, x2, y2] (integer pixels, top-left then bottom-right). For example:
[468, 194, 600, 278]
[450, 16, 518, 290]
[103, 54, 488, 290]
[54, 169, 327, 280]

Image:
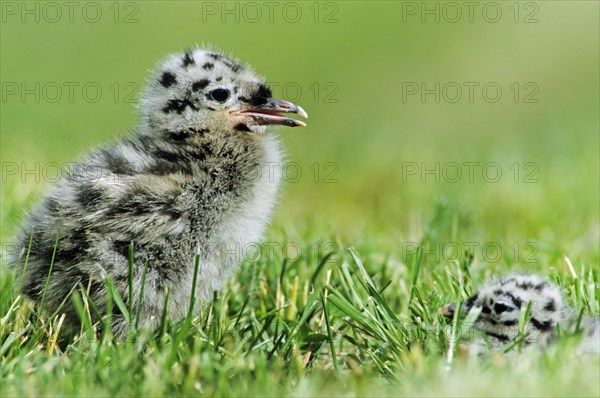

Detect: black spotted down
[112, 240, 132, 259]
[151, 146, 182, 162]
[159, 72, 177, 88]
[544, 300, 556, 312]
[103, 149, 134, 175]
[76, 183, 105, 210]
[182, 51, 195, 67]
[224, 61, 242, 73]
[530, 318, 553, 332]
[256, 84, 272, 99]
[166, 128, 209, 142]
[44, 197, 60, 213]
[202, 62, 214, 70]
[168, 131, 189, 141]
[239, 84, 272, 106]
[162, 99, 199, 114]
[486, 331, 510, 343]
[192, 79, 210, 91]
[506, 292, 523, 308]
[516, 281, 535, 290]
[106, 188, 154, 217]
[146, 159, 193, 176]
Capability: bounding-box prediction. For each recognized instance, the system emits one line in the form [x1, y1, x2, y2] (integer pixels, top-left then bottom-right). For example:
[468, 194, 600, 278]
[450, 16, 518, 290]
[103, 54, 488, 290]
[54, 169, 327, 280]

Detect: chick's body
[442, 273, 600, 356]
[13, 48, 307, 337]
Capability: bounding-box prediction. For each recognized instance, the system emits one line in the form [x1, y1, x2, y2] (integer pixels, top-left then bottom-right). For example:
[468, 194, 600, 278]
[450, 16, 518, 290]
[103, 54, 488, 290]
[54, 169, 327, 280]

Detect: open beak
[234, 98, 308, 127]
[440, 303, 456, 318]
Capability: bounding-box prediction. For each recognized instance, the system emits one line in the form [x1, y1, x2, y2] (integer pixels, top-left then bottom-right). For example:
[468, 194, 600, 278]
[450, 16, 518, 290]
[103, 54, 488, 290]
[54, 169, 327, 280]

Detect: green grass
[1, 1, 599, 397]
[1, 203, 599, 397]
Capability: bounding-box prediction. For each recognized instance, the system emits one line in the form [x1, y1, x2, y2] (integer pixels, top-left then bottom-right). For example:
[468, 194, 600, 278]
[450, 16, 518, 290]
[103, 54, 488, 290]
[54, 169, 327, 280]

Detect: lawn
[1, 1, 599, 397]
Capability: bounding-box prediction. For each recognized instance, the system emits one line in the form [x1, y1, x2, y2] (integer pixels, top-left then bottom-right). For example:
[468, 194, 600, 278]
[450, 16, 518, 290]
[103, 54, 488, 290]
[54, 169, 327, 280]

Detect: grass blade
[135, 259, 149, 330]
[187, 254, 201, 322]
[320, 290, 338, 371]
[128, 241, 135, 326]
[105, 277, 130, 326]
[39, 234, 59, 313]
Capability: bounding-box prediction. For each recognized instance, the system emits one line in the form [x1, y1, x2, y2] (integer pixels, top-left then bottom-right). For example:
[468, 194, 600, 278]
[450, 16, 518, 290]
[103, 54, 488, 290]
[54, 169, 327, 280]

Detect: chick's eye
[494, 302, 509, 314]
[210, 89, 230, 103]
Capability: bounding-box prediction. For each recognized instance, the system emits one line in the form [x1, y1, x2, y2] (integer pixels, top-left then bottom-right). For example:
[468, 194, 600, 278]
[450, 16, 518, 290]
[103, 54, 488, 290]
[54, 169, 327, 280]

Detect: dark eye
[494, 302, 509, 314]
[210, 88, 230, 103]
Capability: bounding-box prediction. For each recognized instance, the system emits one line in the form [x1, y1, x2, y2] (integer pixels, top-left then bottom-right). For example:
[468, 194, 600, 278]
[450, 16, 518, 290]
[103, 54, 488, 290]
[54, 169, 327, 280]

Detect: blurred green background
[1, 1, 598, 267]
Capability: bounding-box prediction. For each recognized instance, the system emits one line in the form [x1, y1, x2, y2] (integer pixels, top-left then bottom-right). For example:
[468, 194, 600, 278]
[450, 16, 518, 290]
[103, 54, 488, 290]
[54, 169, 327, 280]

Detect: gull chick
[12, 47, 308, 338]
[441, 273, 600, 355]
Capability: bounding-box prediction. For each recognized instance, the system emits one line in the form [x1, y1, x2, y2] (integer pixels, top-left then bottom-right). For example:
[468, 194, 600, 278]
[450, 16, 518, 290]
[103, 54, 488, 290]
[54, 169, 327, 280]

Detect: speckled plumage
[441, 273, 600, 355]
[11, 47, 307, 338]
